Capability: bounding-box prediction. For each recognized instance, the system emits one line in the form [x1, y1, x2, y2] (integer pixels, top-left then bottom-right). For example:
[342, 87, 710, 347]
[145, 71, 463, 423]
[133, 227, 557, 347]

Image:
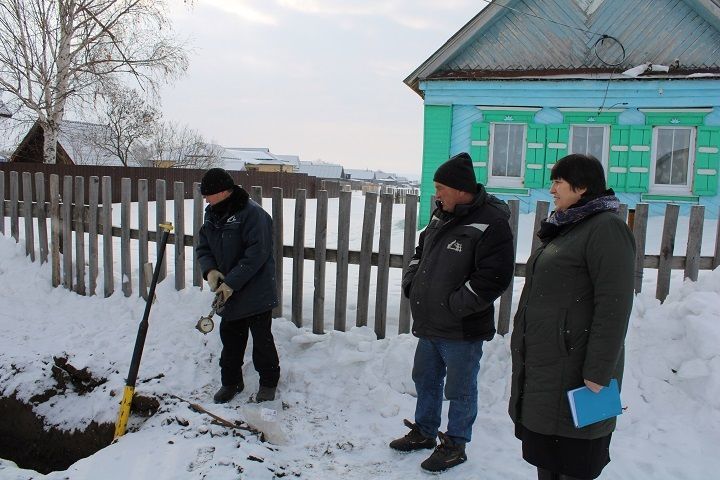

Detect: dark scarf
[209, 185, 249, 221]
[537, 189, 620, 242]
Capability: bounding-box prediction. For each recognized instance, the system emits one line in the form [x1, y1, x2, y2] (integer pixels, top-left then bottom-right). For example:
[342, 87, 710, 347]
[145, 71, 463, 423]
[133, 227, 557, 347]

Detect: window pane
[655, 129, 673, 184]
[587, 127, 605, 161]
[507, 125, 524, 176]
[671, 130, 690, 185]
[492, 125, 509, 176]
[571, 126, 588, 155]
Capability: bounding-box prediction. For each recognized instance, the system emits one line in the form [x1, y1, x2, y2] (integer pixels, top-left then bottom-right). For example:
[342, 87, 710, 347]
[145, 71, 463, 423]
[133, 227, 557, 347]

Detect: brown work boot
[213, 383, 243, 404]
[420, 432, 467, 472]
[389, 419, 436, 452]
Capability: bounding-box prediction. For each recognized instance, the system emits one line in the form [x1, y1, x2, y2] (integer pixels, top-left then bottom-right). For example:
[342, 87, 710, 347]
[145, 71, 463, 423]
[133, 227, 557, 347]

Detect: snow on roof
[345, 169, 376, 181]
[59, 120, 125, 166]
[296, 161, 344, 179]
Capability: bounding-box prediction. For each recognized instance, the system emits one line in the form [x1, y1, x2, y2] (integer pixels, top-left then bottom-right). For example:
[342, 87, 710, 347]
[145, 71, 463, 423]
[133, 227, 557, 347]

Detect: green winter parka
[508, 210, 635, 439]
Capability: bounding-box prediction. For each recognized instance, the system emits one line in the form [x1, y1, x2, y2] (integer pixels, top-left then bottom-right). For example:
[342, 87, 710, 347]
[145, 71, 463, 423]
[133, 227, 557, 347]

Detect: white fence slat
[156, 180, 167, 283]
[139, 179, 149, 298]
[174, 181, 185, 291]
[121, 178, 132, 297]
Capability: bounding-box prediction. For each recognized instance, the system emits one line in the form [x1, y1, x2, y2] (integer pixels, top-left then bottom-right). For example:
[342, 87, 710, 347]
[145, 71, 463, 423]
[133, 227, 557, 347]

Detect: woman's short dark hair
[550, 154, 607, 197]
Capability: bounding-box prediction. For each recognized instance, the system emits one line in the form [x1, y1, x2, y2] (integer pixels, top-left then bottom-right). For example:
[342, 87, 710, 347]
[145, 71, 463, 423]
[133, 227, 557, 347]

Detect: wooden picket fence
[2, 171, 719, 338]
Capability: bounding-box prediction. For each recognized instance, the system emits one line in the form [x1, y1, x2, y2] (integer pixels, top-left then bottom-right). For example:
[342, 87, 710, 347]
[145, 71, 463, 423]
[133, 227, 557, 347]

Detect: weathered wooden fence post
[272, 187, 284, 319]
[121, 178, 132, 297]
[174, 181, 185, 291]
[50, 175, 61, 288]
[313, 190, 328, 334]
[497, 199, 520, 336]
[102, 176, 114, 298]
[356, 191, 377, 328]
[334, 188, 351, 332]
[656, 204, 679, 302]
[192, 182, 203, 288]
[138, 179, 149, 298]
[62, 175, 73, 291]
[531, 201, 550, 252]
[374, 192, 393, 339]
[35, 172, 49, 264]
[88, 176, 99, 296]
[398, 194, 418, 335]
[74, 176, 85, 296]
[22, 172, 35, 261]
[251, 186, 262, 205]
[684, 205, 705, 281]
[632, 203, 649, 294]
[10, 170, 19, 242]
[292, 189, 306, 327]
[156, 179, 167, 283]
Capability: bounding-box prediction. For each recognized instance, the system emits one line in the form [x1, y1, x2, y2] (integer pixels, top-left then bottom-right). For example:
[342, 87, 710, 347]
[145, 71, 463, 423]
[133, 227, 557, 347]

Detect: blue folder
[567, 378, 622, 428]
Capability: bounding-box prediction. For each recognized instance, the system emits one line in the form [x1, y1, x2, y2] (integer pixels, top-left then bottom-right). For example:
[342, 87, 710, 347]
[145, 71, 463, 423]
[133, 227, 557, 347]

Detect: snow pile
[1, 232, 720, 479]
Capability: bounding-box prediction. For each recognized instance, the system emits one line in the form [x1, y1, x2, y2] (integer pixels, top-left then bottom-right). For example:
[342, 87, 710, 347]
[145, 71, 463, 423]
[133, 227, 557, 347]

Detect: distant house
[8, 119, 124, 165]
[296, 161, 345, 179]
[220, 148, 296, 173]
[345, 169, 376, 181]
[406, 0, 720, 224]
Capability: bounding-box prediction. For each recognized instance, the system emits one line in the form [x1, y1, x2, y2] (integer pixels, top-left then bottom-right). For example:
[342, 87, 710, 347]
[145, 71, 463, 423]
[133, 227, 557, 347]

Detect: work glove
[216, 282, 233, 303]
[207, 269, 224, 292]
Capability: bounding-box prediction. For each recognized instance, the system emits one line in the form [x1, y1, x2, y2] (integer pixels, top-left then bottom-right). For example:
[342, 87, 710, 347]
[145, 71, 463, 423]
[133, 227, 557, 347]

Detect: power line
[479, 0, 607, 37]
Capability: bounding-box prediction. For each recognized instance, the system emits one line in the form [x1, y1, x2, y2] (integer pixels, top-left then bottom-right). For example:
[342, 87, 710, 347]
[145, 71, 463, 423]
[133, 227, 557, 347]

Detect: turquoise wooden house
[405, 0, 720, 225]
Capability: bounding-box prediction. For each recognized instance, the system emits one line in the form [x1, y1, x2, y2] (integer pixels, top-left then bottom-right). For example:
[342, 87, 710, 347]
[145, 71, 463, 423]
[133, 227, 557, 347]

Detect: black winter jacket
[402, 185, 515, 340]
[196, 186, 278, 320]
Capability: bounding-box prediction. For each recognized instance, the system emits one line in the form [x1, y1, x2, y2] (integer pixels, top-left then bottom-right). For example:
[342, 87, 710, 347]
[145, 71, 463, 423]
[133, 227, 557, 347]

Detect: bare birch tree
[135, 120, 222, 169]
[0, 0, 188, 163]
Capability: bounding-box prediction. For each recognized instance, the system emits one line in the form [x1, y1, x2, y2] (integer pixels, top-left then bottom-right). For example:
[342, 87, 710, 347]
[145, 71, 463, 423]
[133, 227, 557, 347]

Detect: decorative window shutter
[608, 125, 630, 191]
[694, 126, 719, 196]
[626, 126, 652, 193]
[524, 124, 546, 188]
[543, 124, 569, 187]
[470, 122, 490, 184]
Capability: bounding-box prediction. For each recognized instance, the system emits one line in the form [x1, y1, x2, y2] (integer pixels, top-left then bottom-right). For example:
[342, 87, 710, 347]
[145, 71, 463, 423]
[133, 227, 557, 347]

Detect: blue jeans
[412, 337, 484, 444]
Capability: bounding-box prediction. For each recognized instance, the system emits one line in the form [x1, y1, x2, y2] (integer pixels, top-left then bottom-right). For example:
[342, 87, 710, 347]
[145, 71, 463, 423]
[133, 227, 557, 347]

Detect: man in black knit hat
[389, 152, 515, 472]
[196, 168, 280, 403]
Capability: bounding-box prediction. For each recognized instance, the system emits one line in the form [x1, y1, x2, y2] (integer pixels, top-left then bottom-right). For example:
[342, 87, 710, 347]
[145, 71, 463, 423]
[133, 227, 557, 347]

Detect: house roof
[296, 161, 344, 179]
[405, 0, 720, 95]
[220, 148, 298, 171]
[59, 120, 124, 166]
[10, 121, 74, 164]
[345, 168, 376, 181]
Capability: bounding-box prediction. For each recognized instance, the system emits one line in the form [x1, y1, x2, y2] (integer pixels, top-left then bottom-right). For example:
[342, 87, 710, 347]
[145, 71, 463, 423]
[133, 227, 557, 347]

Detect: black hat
[433, 152, 477, 193]
[200, 168, 235, 195]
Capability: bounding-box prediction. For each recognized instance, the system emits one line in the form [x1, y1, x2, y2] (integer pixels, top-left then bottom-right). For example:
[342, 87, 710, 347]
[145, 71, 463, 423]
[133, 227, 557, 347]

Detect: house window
[489, 123, 526, 187]
[569, 125, 608, 169]
[650, 127, 695, 194]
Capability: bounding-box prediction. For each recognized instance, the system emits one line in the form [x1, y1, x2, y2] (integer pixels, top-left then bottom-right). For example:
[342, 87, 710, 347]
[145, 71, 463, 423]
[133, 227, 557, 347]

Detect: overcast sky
[161, 0, 483, 175]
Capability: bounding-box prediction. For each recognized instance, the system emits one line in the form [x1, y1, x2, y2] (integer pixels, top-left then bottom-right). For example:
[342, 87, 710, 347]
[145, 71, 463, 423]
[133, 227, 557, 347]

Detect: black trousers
[537, 467, 585, 480]
[218, 310, 280, 388]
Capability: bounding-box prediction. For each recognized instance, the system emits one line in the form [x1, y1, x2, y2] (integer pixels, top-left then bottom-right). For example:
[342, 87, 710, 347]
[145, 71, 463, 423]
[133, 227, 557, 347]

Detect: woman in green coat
[509, 154, 635, 480]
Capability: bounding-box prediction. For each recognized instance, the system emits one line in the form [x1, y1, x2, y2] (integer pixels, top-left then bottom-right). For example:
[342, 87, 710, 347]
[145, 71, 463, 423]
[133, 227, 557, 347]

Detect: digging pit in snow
[0, 356, 159, 474]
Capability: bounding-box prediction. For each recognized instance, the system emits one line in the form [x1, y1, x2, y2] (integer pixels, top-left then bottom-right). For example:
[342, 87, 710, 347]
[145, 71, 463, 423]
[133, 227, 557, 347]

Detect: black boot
[389, 419, 436, 452]
[420, 432, 467, 472]
[213, 383, 244, 404]
[256, 385, 276, 402]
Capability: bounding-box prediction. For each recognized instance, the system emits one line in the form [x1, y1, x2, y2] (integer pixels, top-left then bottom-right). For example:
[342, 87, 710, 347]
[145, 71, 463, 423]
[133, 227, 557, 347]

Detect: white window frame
[568, 124, 610, 174]
[488, 123, 527, 188]
[649, 126, 696, 195]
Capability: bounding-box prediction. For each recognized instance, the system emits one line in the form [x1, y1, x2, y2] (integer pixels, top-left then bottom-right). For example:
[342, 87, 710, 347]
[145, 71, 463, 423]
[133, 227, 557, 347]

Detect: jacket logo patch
[447, 240, 462, 252]
[227, 215, 236, 222]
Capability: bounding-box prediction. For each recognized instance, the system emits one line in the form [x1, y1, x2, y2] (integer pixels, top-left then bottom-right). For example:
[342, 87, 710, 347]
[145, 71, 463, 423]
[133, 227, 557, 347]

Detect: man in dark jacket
[389, 152, 515, 472]
[196, 168, 280, 404]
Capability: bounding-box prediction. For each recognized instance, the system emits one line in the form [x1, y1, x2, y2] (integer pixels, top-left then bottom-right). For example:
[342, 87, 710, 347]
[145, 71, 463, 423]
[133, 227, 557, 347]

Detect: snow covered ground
[0, 197, 719, 479]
